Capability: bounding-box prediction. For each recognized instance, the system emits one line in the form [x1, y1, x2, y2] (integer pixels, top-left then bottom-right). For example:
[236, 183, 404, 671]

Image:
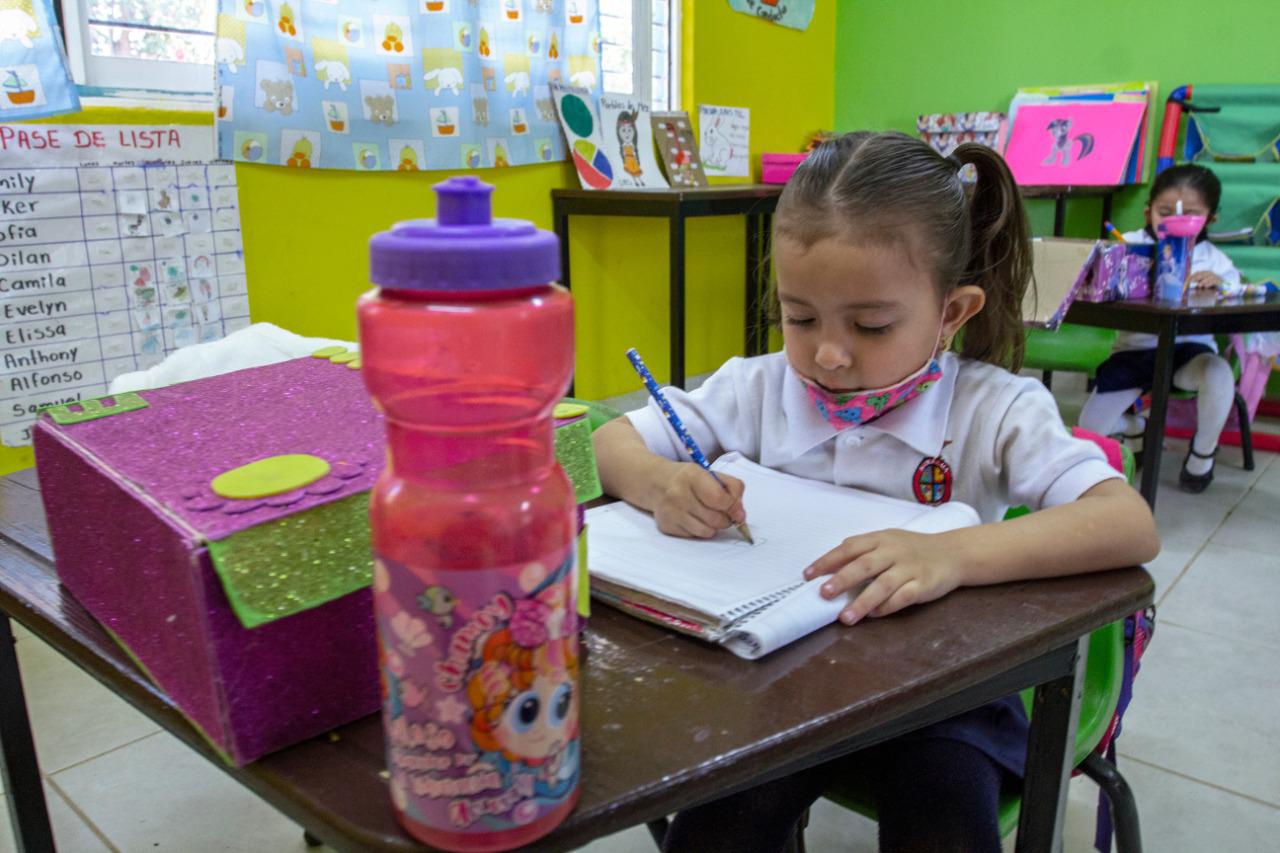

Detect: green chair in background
[1023, 324, 1116, 390]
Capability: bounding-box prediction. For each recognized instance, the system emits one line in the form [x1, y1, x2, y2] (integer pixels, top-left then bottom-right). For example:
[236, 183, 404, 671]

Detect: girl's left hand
[803, 530, 963, 624]
[1188, 270, 1224, 289]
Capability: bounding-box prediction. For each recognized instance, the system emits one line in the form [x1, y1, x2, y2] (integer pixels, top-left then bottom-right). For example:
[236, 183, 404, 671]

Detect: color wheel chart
[553, 85, 613, 190]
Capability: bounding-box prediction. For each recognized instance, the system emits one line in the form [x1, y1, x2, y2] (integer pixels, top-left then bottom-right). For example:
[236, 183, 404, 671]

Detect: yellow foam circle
[554, 402, 588, 419]
[347, 358, 363, 370]
[211, 454, 332, 500]
[329, 351, 360, 364]
[311, 346, 347, 358]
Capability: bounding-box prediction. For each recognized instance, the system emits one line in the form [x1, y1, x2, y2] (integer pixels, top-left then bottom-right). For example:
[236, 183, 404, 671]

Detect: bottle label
[374, 547, 580, 833]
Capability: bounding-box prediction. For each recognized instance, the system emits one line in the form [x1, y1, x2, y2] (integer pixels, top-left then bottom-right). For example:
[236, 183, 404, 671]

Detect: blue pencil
[625, 348, 754, 544]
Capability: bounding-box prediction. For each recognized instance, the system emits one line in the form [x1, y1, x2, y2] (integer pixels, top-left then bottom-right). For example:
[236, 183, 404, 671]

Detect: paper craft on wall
[651, 111, 706, 187]
[215, 0, 601, 171]
[726, 0, 816, 31]
[917, 112, 1005, 158]
[699, 104, 750, 178]
[551, 82, 613, 190]
[0, 149, 249, 447]
[1003, 101, 1147, 186]
[0, 0, 80, 120]
[597, 95, 666, 188]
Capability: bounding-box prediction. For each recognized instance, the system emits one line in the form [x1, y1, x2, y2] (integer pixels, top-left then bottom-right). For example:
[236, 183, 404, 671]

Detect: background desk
[1021, 185, 1122, 238]
[553, 186, 782, 389]
[2, 471, 1151, 852]
[1066, 292, 1280, 507]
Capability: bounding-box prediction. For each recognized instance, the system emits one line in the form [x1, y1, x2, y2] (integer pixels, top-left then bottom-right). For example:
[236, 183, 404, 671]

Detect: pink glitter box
[33, 354, 601, 766]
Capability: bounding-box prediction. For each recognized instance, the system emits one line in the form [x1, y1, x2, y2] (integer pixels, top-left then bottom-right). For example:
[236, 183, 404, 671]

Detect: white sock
[1080, 388, 1144, 437]
[1173, 354, 1234, 476]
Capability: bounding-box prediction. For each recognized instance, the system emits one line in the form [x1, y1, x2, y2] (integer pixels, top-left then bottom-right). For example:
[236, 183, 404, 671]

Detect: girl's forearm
[947, 479, 1159, 586]
[592, 418, 681, 511]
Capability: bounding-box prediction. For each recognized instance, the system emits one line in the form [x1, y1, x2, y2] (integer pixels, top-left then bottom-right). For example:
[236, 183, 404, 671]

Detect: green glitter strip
[206, 493, 373, 630]
[44, 392, 148, 424]
[555, 417, 603, 504]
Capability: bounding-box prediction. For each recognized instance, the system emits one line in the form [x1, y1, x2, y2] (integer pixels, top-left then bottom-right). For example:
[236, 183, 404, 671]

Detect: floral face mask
[802, 350, 943, 430]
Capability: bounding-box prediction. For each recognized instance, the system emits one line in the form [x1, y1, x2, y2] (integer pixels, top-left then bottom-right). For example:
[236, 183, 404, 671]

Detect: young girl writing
[1079, 164, 1241, 492]
[592, 131, 1158, 852]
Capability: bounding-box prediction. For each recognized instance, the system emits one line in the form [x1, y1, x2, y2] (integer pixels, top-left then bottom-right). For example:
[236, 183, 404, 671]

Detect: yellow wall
[2, 4, 834, 473]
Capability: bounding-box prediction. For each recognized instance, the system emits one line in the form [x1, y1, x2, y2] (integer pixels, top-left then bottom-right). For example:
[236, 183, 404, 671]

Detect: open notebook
[585, 454, 981, 659]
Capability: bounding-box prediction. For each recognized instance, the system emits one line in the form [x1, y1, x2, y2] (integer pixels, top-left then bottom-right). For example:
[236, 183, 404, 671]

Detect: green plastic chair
[815, 440, 1142, 853]
[1023, 324, 1117, 390]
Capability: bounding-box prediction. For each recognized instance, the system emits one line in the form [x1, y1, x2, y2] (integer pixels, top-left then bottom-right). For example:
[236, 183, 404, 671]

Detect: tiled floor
[6, 373, 1280, 852]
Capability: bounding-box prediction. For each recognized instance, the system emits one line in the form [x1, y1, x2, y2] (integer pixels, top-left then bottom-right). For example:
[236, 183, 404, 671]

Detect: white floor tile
[1142, 534, 1203, 603]
[16, 633, 159, 775]
[1158, 543, 1280, 648]
[52, 731, 315, 853]
[0, 782, 110, 853]
[1096, 757, 1280, 852]
[1119, 623, 1280, 805]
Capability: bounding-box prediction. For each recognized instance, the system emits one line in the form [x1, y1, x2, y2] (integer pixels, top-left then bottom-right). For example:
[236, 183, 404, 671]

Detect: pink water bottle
[358, 177, 579, 852]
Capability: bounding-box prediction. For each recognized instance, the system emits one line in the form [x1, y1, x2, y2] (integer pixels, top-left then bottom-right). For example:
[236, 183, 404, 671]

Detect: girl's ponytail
[950, 142, 1033, 371]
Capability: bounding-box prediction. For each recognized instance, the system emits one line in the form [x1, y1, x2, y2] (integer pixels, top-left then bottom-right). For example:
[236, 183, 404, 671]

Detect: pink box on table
[762, 153, 808, 184]
[33, 355, 382, 765]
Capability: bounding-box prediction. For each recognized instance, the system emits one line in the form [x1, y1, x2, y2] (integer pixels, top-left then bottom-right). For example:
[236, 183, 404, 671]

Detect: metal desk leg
[1141, 320, 1178, 508]
[1053, 194, 1067, 237]
[744, 213, 762, 357]
[0, 615, 56, 853]
[554, 202, 574, 396]
[669, 214, 686, 388]
[1016, 637, 1087, 853]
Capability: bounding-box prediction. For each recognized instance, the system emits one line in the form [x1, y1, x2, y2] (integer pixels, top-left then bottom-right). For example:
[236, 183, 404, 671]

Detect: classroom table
[551, 186, 782, 389]
[1065, 291, 1280, 508]
[1, 469, 1152, 853]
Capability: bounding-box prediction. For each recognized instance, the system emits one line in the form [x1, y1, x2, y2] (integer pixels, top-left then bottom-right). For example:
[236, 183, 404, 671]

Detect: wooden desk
[1066, 292, 1280, 507]
[1, 471, 1152, 852]
[552, 186, 782, 389]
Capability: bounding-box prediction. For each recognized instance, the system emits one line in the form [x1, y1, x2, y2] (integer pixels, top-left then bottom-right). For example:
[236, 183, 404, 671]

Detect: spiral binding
[720, 582, 804, 622]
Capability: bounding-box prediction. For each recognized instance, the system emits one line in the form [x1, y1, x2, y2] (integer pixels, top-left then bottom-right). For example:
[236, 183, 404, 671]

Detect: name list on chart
[0, 163, 251, 447]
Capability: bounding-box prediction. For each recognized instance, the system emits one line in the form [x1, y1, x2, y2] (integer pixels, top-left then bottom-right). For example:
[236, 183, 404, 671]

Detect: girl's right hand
[653, 464, 747, 539]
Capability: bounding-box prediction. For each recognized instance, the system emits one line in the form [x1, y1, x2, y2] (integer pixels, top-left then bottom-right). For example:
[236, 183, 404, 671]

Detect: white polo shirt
[1112, 229, 1241, 353]
[626, 352, 1122, 525]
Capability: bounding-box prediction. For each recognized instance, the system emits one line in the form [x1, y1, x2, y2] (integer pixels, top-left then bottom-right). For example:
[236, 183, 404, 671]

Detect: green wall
[834, 0, 1280, 237]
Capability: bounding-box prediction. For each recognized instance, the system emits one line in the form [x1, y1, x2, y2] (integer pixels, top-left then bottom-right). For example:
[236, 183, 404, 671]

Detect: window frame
[59, 0, 215, 96]
[600, 0, 680, 111]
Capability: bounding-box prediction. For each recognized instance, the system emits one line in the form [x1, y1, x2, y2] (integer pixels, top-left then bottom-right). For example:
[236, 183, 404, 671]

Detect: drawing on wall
[551, 82, 613, 190]
[651, 111, 707, 188]
[597, 95, 667, 188]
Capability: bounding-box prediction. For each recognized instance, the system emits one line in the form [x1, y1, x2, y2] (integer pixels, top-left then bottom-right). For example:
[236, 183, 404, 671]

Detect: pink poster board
[1004, 101, 1147, 185]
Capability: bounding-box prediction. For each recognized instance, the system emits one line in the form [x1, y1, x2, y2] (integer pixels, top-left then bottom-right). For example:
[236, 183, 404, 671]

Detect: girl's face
[1146, 186, 1214, 234]
[495, 669, 576, 760]
[619, 122, 636, 144]
[774, 236, 981, 393]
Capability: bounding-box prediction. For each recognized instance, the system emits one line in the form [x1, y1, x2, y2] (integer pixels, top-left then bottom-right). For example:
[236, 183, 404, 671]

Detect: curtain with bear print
[215, 0, 600, 171]
[0, 0, 80, 120]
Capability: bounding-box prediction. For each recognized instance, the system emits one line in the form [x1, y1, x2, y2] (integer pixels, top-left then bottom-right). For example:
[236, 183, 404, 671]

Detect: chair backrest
[1022, 324, 1117, 376]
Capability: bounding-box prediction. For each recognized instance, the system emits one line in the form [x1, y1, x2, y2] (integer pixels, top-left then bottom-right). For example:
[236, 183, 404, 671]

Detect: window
[60, 0, 215, 95]
[600, 0, 680, 111]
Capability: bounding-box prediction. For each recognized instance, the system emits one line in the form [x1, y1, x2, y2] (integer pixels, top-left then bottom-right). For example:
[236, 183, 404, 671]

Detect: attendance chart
[0, 161, 249, 447]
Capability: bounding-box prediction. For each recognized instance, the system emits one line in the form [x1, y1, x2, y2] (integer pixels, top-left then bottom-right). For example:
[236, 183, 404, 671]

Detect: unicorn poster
[1003, 101, 1146, 186]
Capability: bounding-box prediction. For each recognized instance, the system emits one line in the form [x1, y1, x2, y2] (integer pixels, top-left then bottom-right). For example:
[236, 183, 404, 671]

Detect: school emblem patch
[912, 456, 953, 505]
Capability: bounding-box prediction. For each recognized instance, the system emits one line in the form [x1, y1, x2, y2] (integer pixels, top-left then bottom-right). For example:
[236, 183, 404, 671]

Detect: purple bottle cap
[369, 176, 559, 292]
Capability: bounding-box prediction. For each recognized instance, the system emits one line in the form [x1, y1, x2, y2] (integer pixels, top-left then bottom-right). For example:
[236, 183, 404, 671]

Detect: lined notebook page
[586, 453, 953, 624]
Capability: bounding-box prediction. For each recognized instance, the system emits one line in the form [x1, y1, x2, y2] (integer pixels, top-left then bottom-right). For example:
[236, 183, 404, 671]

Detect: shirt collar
[779, 352, 959, 459]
